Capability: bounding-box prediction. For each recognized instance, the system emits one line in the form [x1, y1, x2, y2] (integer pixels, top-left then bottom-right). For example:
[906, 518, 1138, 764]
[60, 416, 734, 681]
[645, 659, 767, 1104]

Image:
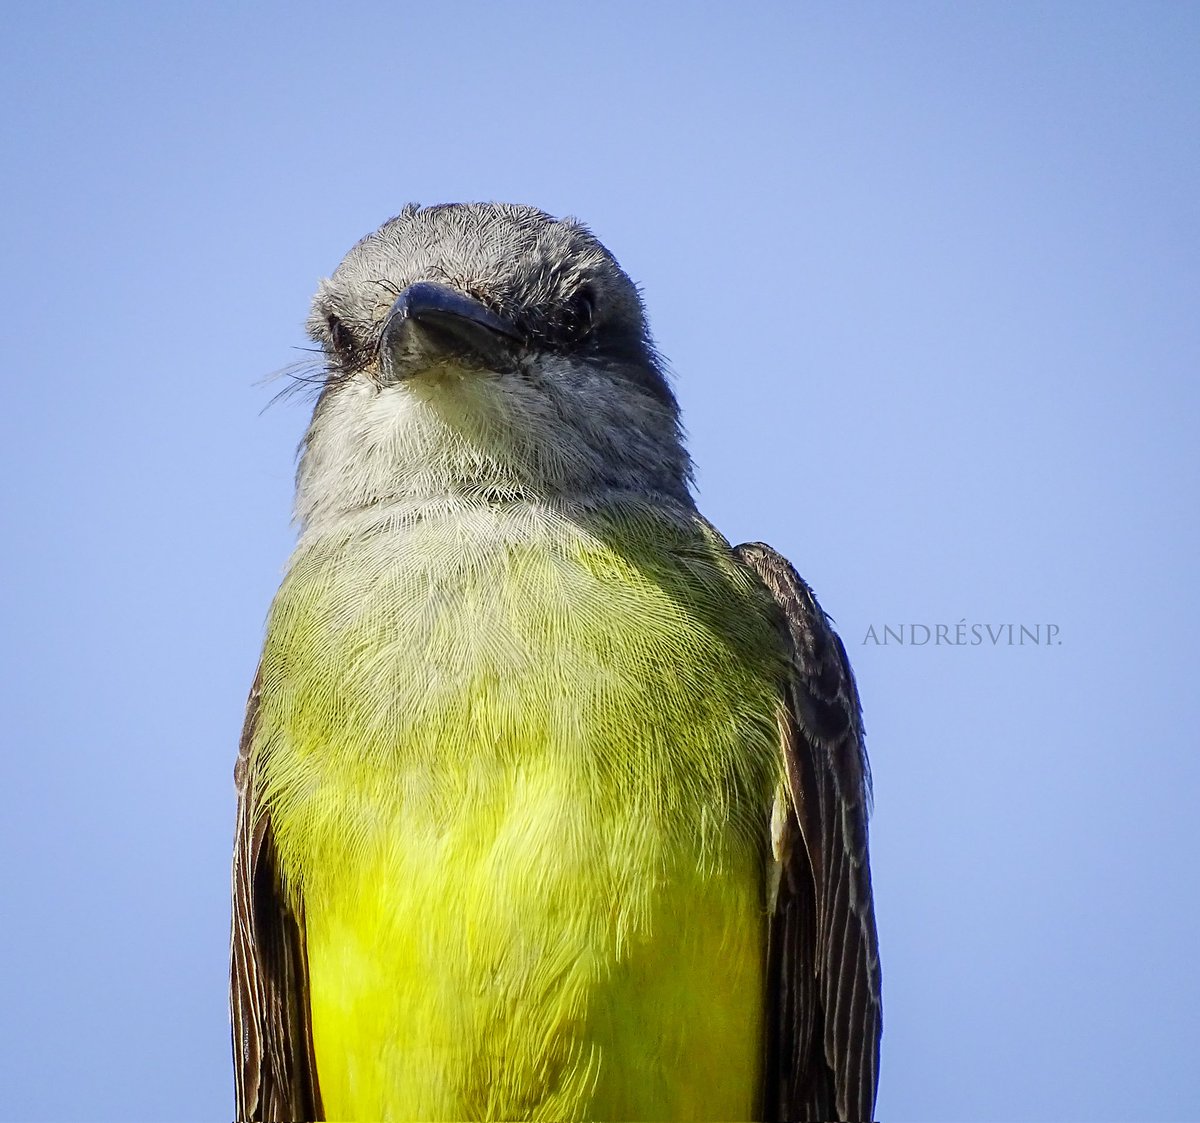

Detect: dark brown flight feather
[736, 542, 882, 1123]
[230, 672, 323, 1123]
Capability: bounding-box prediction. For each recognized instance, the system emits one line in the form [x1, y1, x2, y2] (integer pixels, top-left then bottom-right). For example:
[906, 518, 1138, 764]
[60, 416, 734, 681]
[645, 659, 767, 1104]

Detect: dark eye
[327, 315, 354, 355]
[565, 286, 596, 341]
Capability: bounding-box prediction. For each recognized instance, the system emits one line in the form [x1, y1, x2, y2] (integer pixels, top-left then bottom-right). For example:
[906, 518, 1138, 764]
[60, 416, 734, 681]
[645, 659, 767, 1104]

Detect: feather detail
[736, 542, 882, 1123]
[231, 671, 323, 1122]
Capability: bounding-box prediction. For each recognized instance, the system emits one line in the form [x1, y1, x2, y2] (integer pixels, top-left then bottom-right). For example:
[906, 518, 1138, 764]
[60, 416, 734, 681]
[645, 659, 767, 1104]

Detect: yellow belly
[306, 785, 767, 1122]
[256, 505, 785, 1120]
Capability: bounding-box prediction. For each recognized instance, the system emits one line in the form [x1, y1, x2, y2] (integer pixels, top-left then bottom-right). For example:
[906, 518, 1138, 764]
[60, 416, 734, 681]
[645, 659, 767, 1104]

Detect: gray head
[295, 203, 693, 525]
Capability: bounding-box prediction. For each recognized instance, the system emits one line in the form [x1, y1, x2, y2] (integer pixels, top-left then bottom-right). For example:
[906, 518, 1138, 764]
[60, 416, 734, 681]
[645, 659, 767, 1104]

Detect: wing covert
[230, 672, 323, 1123]
[735, 542, 882, 1123]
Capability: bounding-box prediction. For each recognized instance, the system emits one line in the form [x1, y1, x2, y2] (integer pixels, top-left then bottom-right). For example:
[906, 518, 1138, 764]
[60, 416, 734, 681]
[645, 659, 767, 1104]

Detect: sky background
[2, 3, 1197, 1120]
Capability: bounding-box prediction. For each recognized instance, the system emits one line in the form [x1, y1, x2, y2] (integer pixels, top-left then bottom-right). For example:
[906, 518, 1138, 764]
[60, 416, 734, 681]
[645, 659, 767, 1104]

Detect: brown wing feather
[230, 671, 323, 1122]
[736, 542, 882, 1123]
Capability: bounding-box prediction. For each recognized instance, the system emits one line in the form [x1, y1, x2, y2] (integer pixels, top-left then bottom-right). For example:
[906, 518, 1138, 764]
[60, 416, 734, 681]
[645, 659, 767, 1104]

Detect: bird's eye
[565, 286, 597, 340]
[327, 315, 354, 355]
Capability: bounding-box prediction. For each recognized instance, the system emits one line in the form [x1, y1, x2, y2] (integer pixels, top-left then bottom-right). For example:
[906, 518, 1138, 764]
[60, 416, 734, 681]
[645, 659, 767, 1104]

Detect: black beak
[379, 281, 523, 380]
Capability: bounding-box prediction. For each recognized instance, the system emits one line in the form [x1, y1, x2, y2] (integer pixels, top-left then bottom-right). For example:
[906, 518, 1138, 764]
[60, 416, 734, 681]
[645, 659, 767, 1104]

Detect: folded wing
[230, 672, 323, 1123]
[736, 542, 882, 1123]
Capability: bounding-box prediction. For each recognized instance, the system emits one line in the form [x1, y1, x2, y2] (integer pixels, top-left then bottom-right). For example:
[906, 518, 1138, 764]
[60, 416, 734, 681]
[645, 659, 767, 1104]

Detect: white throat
[294, 360, 693, 533]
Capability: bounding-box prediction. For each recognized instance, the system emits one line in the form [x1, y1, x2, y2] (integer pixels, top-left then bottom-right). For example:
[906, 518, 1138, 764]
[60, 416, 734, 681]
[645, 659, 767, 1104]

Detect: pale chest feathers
[252, 505, 789, 1119]
[254, 504, 788, 907]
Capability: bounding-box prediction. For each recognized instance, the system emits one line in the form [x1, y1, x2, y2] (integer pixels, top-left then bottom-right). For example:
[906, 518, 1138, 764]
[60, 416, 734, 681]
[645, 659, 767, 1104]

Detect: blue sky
[2, 3, 1197, 1120]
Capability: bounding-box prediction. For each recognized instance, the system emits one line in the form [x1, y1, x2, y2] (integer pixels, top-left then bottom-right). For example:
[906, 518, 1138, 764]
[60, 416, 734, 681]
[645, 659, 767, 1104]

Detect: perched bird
[231, 203, 881, 1122]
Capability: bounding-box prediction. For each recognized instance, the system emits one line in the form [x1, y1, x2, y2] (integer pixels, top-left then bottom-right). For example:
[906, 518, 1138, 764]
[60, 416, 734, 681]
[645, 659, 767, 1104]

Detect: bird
[230, 202, 881, 1123]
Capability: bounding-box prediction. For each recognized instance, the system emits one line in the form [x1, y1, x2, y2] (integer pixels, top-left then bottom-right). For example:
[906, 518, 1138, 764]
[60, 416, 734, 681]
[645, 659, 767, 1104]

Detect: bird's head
[295, 203, 692, 526]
